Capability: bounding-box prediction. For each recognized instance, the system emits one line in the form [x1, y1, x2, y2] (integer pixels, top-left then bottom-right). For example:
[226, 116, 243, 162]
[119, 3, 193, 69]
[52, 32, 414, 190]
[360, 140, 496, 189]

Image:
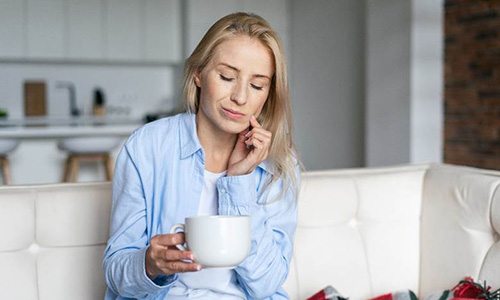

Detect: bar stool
[58, 137, 122, 182]
[0, 139, 20, 185]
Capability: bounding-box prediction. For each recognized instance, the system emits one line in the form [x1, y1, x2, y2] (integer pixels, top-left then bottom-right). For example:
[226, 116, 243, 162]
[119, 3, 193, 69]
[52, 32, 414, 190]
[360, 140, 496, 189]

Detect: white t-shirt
[168, 170, 246, 299]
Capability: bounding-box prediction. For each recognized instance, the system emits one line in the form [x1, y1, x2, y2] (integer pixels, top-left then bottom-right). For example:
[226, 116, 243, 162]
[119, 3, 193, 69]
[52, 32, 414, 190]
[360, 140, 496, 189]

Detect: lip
[222, 107, 245, 120]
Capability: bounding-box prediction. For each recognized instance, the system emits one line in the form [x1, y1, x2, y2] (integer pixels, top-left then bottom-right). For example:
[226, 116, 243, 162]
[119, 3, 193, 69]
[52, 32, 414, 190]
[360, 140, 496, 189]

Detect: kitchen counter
[0, 115, 171, 184]
[0, 124, 141, 139]
[0, 116, 144, 139]
[0, 117, 143, 139]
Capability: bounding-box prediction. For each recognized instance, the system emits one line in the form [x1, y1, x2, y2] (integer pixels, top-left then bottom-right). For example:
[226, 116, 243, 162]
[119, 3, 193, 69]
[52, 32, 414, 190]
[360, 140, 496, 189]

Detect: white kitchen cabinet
[0, 0, 25, 58]
[26, 0, 65, 59]
[67, 0, 105, 60]
[145, 0, 181, 62]
[185, 0, 289, 58]
[105, 0, 142, 61]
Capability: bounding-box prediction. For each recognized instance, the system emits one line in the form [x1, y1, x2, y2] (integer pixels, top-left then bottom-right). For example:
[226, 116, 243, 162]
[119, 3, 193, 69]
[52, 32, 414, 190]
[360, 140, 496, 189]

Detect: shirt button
[220, 188, 226, 194]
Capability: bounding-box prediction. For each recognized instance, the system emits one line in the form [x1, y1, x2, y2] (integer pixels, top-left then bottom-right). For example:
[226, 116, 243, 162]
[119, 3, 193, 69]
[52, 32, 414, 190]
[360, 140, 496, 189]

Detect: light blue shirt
[103, 112, 299, 299]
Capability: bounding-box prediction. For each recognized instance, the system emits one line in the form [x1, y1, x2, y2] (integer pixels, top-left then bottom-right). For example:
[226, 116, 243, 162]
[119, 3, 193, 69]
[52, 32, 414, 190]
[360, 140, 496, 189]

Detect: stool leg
[1, 157, 11, 185]
[68, 155, 80, 182]
[63, 156, 71, 182]
[104, 154, 114, 181]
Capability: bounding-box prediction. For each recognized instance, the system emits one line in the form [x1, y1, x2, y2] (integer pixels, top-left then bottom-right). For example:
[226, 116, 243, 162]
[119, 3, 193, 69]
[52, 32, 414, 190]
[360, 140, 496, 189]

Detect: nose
[230, 81, 247, 105]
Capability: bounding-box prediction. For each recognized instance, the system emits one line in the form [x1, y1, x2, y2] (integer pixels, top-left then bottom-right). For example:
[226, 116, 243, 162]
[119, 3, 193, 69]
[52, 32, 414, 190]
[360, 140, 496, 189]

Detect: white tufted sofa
[284, 163, 500, 299]
[0, 164, 498, 300]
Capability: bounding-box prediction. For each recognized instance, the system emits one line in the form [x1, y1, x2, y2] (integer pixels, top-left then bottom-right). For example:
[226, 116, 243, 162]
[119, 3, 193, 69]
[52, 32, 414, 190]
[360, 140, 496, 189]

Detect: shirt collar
[178, 112, 274, 175]
[179, 112, 202, 159]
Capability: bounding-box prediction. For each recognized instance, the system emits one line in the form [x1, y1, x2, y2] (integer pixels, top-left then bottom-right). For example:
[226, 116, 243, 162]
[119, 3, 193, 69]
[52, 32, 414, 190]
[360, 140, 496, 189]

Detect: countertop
[0, 116, 144, 139]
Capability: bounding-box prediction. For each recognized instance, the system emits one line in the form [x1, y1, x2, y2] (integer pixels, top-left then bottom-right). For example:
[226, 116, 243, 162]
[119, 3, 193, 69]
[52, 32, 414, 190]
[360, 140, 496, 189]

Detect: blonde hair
[182, 12, 299, 197]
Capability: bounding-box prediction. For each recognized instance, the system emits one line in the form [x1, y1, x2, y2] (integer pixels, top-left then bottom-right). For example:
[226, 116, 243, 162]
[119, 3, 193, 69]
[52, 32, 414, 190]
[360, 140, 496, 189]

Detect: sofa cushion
[36, 185, 112, 247]
[420, 165, 500, 297]
[0, 191, 35, 251]
[38, 246, 107, 300]
[480, 187, 500, 287]
[0, 182, 112, 300]
[287, 165, 427, 299]
[0, 252, 38, 300]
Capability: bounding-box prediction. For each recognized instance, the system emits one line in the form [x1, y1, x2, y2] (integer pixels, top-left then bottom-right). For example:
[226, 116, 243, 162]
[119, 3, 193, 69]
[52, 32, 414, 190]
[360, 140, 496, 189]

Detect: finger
[247, 131, 271, 144]
[166, 261, 202, 273]
[245, 130, 272, 143]
[162, 249, 194, 262]
[251, 139, 264, 150]
[154, 233, 185, 247]
[250, 115, 262, 128]
[245, 128, 271, 140]
[245, 135, 270, 150]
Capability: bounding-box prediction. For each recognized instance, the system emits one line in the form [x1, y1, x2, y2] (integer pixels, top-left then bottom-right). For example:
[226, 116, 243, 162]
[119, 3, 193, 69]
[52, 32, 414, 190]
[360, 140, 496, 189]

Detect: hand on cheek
[227, 115, 272, 176]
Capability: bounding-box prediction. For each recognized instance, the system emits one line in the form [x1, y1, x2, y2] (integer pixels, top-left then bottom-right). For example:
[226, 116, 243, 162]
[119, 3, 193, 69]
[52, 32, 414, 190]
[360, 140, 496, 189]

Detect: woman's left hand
[227, 115, 272, 176]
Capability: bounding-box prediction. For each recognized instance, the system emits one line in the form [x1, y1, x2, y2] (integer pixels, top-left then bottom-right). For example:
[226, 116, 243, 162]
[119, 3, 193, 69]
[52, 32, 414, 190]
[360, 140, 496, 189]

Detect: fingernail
[196, 265, 202, 271]
[245, 131, 251, 137]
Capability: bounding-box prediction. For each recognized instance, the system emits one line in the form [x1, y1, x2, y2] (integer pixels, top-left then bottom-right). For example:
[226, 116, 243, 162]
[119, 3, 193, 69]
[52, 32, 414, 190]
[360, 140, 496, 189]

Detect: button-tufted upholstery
[0, 164, 498, 299]
[283, 164, 500, 299]
[0, 182, 111, 300]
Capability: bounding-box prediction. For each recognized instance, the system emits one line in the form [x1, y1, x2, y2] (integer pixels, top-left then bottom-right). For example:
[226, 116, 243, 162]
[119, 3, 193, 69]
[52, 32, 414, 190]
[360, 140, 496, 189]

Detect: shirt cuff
[137, 247, 178, 291]
[217, 172, 257, 215]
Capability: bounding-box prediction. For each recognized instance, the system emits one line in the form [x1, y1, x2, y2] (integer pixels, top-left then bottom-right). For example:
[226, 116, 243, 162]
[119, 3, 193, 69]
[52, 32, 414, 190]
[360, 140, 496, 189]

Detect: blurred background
[0, 0, 498, 185]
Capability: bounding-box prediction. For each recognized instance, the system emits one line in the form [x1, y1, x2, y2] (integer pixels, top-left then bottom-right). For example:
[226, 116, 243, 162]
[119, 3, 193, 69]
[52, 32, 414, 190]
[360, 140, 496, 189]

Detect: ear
[194, 70, 201, 87]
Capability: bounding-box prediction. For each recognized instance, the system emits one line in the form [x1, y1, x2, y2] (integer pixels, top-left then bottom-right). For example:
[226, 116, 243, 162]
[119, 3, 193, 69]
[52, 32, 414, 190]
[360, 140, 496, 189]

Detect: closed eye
[251, 84, 263, 91]
[219, 74, 234, 82]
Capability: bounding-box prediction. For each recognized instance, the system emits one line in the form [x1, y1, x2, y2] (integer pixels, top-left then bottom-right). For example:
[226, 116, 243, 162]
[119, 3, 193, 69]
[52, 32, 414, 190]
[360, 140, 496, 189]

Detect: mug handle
[170, 223, 188, 251]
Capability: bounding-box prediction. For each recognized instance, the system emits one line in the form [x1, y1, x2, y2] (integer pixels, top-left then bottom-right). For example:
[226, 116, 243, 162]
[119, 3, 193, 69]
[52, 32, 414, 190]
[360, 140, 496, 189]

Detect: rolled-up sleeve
[102, 141, 177, 299]
[216, 165, 300, 299]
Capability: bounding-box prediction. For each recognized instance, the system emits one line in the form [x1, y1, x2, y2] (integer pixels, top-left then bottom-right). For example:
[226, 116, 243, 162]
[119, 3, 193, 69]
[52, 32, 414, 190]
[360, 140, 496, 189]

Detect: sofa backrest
[283, 164, 429, 299]
[419, 164, 500, 297]
[0, 182, 112, 300]
[1, 164, 498, 300]
[283, 164, 500, 300]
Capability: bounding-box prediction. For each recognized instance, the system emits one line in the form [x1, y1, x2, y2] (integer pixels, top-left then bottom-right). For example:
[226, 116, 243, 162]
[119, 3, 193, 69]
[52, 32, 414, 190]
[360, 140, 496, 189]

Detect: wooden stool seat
[58, 137, 122, 183]
[62, 153, 114, 182]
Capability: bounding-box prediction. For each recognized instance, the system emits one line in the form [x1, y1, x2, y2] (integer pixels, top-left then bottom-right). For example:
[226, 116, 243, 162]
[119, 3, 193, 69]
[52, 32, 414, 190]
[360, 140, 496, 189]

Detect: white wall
[410, 0, 444, 164]
[366, 0, 443, 167]
[185, 0, 290, 58]
[0, 1, 291, 184]
[290, 0, 366, 170]
[1, 0, 445, 183]
[0, 63, 177, 120]
[365, 0, 412, 166]
[0, 63, 177, 184]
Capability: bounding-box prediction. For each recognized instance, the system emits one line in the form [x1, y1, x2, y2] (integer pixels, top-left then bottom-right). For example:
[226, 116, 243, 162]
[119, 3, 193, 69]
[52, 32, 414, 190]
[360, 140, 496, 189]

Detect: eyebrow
[219, 63, 271, 80]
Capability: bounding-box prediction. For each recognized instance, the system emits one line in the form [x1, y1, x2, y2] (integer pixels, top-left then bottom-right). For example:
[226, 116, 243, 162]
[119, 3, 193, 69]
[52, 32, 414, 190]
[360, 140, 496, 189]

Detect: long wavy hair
[182, 12, 299, 197]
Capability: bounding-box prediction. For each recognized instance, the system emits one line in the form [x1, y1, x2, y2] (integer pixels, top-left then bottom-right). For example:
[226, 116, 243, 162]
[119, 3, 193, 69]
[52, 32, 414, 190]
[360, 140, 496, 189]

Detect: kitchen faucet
[55, 81, 80, 116]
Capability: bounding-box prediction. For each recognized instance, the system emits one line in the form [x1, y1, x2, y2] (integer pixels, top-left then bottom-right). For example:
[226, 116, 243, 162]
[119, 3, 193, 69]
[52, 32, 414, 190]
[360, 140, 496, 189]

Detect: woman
[103, 12, 300, 299]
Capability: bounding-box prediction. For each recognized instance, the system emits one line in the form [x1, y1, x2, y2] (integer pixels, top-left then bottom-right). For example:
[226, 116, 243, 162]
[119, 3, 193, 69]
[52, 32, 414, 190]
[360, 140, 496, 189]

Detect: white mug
[170, 215, 251, 268]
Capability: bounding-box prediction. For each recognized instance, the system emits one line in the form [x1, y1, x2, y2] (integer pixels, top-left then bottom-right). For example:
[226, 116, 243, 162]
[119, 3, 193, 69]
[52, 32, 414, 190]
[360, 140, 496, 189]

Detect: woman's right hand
[145, 233, 202, 279]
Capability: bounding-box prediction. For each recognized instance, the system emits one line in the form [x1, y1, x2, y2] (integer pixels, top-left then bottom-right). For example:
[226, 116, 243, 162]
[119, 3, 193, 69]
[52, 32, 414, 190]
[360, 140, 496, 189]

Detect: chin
[219, 119, 248, 134]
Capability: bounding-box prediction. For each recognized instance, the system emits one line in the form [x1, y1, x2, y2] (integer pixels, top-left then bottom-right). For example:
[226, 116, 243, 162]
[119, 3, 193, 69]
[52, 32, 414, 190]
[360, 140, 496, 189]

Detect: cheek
[253, 94, 269, 117]
[202, 76, 230, 101]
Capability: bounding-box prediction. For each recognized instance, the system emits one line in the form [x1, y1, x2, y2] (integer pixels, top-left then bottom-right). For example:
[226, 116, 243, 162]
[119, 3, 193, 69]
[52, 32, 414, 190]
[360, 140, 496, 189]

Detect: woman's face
[195, 35, 274, 135]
